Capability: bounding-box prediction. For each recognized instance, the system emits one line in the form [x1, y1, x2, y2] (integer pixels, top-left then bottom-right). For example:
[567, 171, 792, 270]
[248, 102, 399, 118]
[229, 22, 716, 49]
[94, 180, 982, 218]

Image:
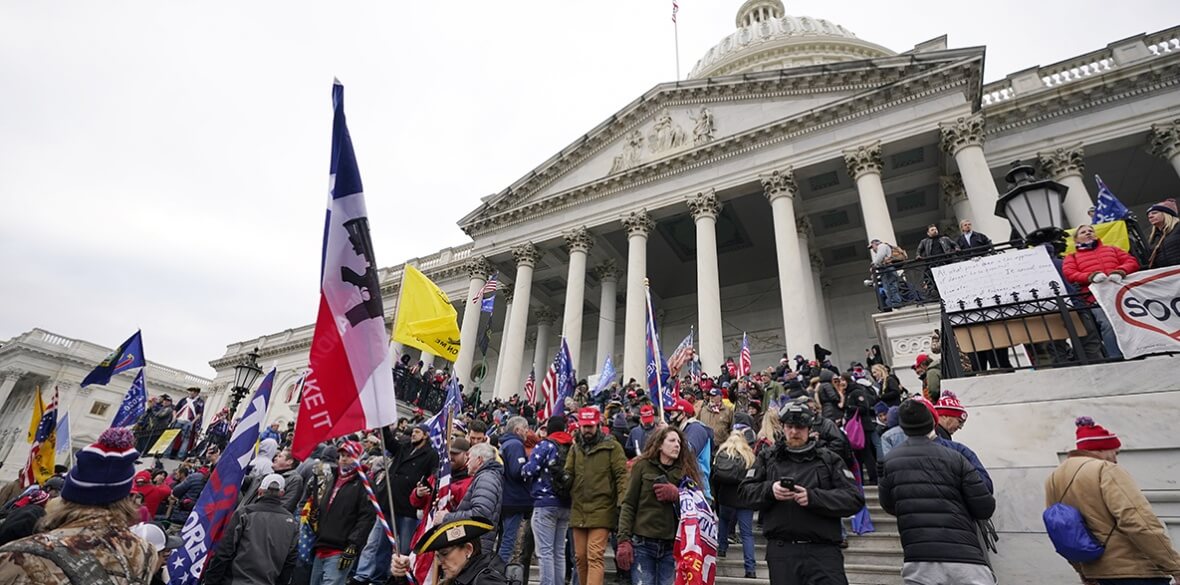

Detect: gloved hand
[616, 540, 634, 571]
[338, 545, 358, 571]
[1090, 272, 1108, 283]
[1109, 272, 1124, 283]
[653, 482, 679, 503]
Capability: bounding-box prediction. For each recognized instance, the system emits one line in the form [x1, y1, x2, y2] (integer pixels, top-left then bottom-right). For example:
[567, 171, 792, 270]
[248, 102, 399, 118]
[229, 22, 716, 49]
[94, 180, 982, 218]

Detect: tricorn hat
[414, 517, 495, 554]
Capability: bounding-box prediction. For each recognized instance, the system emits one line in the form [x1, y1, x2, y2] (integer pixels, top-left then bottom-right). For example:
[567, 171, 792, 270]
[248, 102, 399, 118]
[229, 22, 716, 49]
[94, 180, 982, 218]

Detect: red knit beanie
[1075, 416, 1121, 451]
[935, 391, 968, 422]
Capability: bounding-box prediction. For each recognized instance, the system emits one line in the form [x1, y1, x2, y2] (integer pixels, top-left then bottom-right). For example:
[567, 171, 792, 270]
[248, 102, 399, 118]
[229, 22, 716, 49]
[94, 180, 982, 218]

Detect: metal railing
[394, 370, 448, 413]
[867, 241, 1023, 312]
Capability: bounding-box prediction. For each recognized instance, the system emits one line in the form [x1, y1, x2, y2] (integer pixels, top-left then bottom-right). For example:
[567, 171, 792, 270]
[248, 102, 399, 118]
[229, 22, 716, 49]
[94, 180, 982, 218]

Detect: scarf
[329, 463, 359, 507]
[1076, 240, 1098, 250]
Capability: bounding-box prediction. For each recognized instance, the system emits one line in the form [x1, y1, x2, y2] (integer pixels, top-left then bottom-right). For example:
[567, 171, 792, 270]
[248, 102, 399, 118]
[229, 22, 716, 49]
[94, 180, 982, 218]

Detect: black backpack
[546, 439, 574, 500]
[712, 451, 749, 485]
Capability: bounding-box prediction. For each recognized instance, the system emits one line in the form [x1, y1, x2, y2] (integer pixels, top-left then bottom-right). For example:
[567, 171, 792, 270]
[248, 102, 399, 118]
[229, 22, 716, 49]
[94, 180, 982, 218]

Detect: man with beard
[386, 424, 439, 555]
[239, 448, 305, 512]
[625, 404, 657, 459]
[566, 408, 628, 585]
[739, 403, 864, 585]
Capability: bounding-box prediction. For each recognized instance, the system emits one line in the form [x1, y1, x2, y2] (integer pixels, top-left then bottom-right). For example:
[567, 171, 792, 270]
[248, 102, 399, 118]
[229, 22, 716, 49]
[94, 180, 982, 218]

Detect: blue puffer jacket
[498, 433, 533, 509]
[522, 432, 573, 508]
[169, 470, 206, 522]
[681, 419, 714, 498]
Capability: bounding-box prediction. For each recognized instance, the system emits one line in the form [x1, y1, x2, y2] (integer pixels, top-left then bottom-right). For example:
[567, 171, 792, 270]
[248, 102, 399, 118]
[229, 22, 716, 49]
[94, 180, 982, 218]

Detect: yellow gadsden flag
[1065, 221, 1131, 254]
[27, 386, 44, 444]
[393, 265, 461, 362]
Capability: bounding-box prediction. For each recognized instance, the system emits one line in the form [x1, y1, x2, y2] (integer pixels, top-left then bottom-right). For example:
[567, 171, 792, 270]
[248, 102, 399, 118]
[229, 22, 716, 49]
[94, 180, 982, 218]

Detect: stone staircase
[525, 486, 904, 585]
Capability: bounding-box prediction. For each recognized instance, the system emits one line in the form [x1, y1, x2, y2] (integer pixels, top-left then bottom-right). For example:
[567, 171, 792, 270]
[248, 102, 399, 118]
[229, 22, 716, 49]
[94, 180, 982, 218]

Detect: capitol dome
[687, 0, 896, 79]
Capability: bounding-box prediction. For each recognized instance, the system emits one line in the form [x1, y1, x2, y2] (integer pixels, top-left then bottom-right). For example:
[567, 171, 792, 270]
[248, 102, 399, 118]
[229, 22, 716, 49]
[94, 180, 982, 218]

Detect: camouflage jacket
[0, 509, 158, 585]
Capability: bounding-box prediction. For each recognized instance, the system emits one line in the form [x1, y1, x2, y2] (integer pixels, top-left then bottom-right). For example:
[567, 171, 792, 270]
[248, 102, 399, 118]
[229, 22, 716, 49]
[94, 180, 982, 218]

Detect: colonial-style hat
[414, 517, 495, 554]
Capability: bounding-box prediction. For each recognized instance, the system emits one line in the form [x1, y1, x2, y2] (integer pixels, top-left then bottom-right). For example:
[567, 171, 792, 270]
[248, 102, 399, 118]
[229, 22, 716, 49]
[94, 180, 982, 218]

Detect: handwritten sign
[147, 429, 180, 455]
[931, 247, 1065, 312]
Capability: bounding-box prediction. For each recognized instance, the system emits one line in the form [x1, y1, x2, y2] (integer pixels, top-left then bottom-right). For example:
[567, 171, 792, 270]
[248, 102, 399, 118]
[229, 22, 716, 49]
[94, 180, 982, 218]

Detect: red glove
[653, 482, 679, 503]
[616, 540, 634, 571]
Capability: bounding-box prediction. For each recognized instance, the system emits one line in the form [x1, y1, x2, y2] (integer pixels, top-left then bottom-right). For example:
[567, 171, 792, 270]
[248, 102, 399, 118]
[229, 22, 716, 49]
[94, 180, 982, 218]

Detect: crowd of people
[0, 334, 1177, 585]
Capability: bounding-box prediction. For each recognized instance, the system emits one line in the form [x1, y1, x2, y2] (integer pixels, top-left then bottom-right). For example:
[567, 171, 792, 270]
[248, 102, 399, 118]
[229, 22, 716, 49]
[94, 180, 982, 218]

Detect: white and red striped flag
[738, 332, 752, 377]
[471, 272, 499, 304]
[539, 339, 574, 421]
[667, 328, 694, 376]
[523, 368, 537, 404]
[292, 81, 398, 459]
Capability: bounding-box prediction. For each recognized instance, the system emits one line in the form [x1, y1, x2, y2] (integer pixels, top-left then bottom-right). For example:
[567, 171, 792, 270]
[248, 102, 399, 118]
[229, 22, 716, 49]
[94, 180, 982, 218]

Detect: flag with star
[81, 330, 145, 387]
[20, 386, 57, 487]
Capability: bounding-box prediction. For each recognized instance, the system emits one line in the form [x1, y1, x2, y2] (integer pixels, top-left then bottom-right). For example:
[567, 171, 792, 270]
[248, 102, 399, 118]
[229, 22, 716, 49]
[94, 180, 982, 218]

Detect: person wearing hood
[816, 369, 843, 423]
[248, 437, 279, 478]
[880, 406, 905, 459]
[523, 416, 575, 585]
[626, 404, 658, 459]
[240, 447, 304, 512]
[666, 399, 715, 500]
[1063, 223, 1140, 359]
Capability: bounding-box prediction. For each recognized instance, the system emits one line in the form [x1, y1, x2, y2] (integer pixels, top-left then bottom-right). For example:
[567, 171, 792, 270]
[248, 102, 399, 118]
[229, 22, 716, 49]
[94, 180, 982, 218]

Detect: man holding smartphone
[739, 403, 864, 584]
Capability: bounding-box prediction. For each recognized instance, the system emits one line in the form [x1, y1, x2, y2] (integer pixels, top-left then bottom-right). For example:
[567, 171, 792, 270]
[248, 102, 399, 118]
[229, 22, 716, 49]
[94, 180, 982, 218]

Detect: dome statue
[687, 0, 895, 79]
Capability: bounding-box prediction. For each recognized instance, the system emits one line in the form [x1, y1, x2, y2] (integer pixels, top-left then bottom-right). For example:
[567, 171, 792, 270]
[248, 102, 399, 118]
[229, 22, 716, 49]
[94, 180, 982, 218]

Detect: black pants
[766, 541, 848, 585]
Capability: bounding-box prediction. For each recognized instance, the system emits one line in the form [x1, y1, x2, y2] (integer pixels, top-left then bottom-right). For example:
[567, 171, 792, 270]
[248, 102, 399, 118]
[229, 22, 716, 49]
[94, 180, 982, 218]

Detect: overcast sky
[3, 1, 1178, 377]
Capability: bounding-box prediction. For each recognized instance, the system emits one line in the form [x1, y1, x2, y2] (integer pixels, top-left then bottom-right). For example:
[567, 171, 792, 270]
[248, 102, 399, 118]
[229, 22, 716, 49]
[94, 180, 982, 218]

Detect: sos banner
[1091, 266, 1180, 359]
[674, 479, 718, 585]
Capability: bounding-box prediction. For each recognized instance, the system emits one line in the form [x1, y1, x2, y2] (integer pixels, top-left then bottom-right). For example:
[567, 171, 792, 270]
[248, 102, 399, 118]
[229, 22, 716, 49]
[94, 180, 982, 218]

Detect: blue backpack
[1043, 461, 1115, 563]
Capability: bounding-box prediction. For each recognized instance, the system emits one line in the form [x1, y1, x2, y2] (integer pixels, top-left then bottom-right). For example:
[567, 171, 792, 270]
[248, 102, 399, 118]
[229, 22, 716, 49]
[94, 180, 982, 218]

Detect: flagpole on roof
[672, 0, 681, 80]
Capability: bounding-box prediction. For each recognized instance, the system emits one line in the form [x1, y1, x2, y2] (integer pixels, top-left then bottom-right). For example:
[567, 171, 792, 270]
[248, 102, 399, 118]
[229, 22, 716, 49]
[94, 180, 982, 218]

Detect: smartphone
[778, 477, 796, 491]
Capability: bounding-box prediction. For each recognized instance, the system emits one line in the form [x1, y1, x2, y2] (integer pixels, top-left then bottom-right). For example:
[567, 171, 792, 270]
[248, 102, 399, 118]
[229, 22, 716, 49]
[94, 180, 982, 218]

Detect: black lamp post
[995, 161, 1069, 247]
[229, 348, 263, 415]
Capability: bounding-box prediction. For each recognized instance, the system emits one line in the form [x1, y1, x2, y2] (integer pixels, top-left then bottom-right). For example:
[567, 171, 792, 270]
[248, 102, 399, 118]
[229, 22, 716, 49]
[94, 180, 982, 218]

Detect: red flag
[674, 480, 718, 585]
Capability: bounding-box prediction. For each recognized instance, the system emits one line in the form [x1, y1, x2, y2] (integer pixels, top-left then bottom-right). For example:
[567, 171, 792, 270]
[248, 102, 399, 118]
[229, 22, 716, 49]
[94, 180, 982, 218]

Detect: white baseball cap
[260, 473, 286, 491]
[130, 522, 167, 552]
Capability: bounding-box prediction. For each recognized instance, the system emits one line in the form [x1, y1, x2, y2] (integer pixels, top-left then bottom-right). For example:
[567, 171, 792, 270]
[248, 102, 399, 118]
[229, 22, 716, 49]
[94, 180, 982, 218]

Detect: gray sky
[3, 1, 1178, 377]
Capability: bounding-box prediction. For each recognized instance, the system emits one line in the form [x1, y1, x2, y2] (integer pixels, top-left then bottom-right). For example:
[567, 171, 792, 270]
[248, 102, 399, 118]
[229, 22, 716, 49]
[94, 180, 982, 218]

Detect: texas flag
[292, 81, 398, 459]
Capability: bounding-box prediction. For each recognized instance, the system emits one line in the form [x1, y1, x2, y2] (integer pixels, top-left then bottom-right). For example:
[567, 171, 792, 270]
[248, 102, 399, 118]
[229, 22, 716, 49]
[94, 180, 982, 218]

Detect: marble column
[795, 217, 824, 345]
[496, 243, 541, 400]
[812, 274, 832, 349]
[1039, 145, 1094, 228]
[622, 210, 655, 383]
[419, 351, 436, 369]
[593, 260, 621, 374]
[389, 340, 405, 364]
[532, 306, 557, 379]
[454, 256, 493, 388]
[761, 169, 817, 358]
[0, 369, 23, 413]
[491, 287, 514, 400]
[1149, 119, 1180, 177]
[941, 174, 973, 228]
[561, 228, 593, 375]
[844, 142, 898, 245]
[939, 114, 1012, 240]
[688, 190, 724, 373]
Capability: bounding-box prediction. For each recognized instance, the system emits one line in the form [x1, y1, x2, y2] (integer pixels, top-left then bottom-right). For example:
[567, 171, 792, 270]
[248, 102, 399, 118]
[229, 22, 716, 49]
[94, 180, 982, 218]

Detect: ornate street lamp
[995, 161, 1068, 246]
[229, 348, 263, 415]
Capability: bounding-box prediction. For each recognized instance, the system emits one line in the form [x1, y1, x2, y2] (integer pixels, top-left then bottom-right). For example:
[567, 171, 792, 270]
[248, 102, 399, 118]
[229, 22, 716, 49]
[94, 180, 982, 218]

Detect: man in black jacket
[954, 219, 993, 251]
[739, 403, 864, 585]
[311, 441, 376, 585]
[205, 473, 300, 585]
[879, 399, 996, 585]
[386, 424, 439, 555]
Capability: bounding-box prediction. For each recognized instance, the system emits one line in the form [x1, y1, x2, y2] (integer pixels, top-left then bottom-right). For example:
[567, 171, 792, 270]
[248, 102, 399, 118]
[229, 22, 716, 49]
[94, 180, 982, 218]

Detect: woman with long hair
[1146, 198, 1180, 268]
[615, 426, 702, 585]
[713, 430, 758, 579]
[755, 407, 781, 454]
[871, 364, 904, 407]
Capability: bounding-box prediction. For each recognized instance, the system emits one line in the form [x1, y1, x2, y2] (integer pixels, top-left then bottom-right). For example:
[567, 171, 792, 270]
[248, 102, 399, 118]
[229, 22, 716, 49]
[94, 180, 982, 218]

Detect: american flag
[471, 272, 499, 304]
[672, 0, 679, 23]
[738, 332, 752, 377]
[644, 287, 675, 411]
[20, 386, 58, 487]
[539, 339, 575, 421]
[524, 369, 537, 404]
[667, 329, 694, 376]
[409, 377, 463, 585]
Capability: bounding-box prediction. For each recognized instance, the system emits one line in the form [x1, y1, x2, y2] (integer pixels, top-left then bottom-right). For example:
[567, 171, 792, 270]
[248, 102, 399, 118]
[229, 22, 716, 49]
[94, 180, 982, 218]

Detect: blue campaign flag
[591, 355, 616, 397]
[480, 296, 495, 313]
[81, 330, 146, 387]
[110, 370, 147, 428]
[54, 413, 72, 461]
[549, 339, 576, 417]
[167, 369, 275, 585]
[1094, 175, 1131, 223]
[644, 289, 674, 411]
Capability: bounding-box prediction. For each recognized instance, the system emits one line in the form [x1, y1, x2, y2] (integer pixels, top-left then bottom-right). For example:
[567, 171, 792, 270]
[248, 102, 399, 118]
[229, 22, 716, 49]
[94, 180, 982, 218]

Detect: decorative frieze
[939, 114, 987, 156]
[622, 210, 656, 238]
[843, 142, 883, 180]
[563, 227, 595, 254]
[760, 168, 797, 203]
[1149, 119, 1180, 161]
[593, 259, 621, 282]
[1038, 144, 1086, 179]
[511, 243, 542, 268]
[687, 189, 722, 221]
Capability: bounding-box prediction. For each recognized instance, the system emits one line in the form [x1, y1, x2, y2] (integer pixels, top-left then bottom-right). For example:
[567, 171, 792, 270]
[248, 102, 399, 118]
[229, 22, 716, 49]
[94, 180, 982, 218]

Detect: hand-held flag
[293, 81, 398, 460]
[81, 330, 145, 387]
[20, 386, 57, 487]
[168, 369, 275, 585]
[409, 378, 464, 585]
[539, 339, 575, 420]
[739, 333, 752, 377]
[523, 368, 537, 404]
[26, 386, 44, 444]
[393, 265, 462, 361]
[644, 286, 674, 415]
[54, 412, 72, 463]
[1093, 175, 1132, 224]
[591, 355, 616, 397]
[110, 370, 147, 428]
[667, 329, 694, 376]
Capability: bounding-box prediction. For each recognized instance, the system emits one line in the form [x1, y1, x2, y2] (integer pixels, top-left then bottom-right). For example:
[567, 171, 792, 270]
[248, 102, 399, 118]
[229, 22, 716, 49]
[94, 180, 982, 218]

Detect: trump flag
[110, 369, 147, 428]
[293, 81, 398, 459]
[81, 330, 145, 387]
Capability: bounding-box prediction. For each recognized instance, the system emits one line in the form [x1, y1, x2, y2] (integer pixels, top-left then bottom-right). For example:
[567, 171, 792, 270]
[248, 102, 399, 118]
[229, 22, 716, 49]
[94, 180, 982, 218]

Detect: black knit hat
[898, 399, 935, 437]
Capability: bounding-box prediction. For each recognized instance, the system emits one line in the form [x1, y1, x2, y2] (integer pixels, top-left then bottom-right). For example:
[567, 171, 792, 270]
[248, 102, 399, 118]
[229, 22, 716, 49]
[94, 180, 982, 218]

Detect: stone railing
[379, 242, 474, 286]
[146, 363, 211, 388]
[981, 24, 1180, 107]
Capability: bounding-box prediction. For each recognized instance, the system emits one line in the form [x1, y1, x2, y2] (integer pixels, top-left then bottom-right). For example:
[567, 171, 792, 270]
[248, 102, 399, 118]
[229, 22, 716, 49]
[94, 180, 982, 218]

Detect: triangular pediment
[460, 48, 984, 236]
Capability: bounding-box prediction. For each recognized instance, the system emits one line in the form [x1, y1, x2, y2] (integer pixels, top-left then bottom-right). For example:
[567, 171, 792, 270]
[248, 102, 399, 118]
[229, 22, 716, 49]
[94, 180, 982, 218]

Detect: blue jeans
[394, 515, 418, 555]
[355, 521, 393, 581]
[880, 268, 903, 307]
[531, 506, 570, 585]
[498, 511, 524, 563]
[310, 552, 351, 585]
[172, 420, 194, 458]
[632, 536, 675, 585]
[718, 506, 755, 575]
[1091, 307, 1123, 359]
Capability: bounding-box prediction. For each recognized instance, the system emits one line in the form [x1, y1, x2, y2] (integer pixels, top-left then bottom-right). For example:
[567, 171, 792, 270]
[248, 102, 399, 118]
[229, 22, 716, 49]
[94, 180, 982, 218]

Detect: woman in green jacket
[615, 426, 703, 585]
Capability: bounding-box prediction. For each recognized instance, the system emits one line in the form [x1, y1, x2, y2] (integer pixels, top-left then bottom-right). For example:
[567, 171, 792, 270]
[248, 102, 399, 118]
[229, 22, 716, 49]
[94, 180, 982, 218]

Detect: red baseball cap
[639, 404, 655, 424]
[577, 407, 602, 427]
[913, 353, 930, 370]
[668, 398, 695, 417]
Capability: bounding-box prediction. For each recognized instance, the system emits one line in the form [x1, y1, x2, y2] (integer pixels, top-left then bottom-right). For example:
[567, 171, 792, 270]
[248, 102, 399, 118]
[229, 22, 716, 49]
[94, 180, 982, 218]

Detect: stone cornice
[459, 51, 985, 237]
[0, 343, 207, 392]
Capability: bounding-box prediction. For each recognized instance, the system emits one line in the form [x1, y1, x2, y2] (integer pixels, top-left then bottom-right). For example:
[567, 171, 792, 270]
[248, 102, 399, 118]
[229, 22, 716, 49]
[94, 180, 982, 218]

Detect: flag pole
[644, 279, 666, 420]
[672, 1, 681, 80]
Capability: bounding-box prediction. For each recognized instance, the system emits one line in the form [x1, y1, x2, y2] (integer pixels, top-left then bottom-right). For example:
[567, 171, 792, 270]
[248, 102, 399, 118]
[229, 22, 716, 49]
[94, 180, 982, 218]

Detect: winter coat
[391, 551, 507, 585]
[450, 460, 504, 553]
[934, 426, 993, 494]
[713, 450, 753, 510]
[565, 432, 629, 529]
[497, 433, 532, 510]
[0, 504, 44, 546]
[409, 465, 471, 512]
[843, 386, 876, 440]
[923, 356, 943, 402]
[388, 438, 440, 517]
[521, 432, 573, 508]
[0, 509, 158, 585]
[697, 403, 734, 448]
[625, 423, 655, 459]
[314, 472, 376, 553]
[812, 413, 852, 467]
[879, 374, 903, 407]
[1147, 225, 1180, 269]
[239, 467, 304, 513]
[955, 230, 993, 250]
[204, 495, 299, 585]
[617, 458, 686, 542]
[879, 436, 995, 565]
[1044, 452, 1180, 580]
[917, 235, 958, 258]
[1062, 240, 1140, 299]
[816, 370, 842, 423]
[170, 470, 207, 523]
[680, 419, 714, 498]
[737, 440, 864, 544]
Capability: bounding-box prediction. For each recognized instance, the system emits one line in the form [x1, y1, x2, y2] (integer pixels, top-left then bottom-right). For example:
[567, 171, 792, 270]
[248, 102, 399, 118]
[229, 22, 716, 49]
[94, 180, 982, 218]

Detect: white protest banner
[931, 247, 1066, 311]
[1090, 266, 1180, 359]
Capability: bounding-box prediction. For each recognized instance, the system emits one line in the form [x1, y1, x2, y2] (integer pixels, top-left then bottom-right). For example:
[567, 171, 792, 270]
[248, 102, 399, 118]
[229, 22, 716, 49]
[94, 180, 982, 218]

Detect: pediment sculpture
[607, 107, 716, 175]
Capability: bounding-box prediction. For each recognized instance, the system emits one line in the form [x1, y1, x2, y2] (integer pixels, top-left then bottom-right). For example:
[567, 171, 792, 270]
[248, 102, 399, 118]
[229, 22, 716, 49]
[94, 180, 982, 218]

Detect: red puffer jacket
[1062, 240, 1140, 298]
